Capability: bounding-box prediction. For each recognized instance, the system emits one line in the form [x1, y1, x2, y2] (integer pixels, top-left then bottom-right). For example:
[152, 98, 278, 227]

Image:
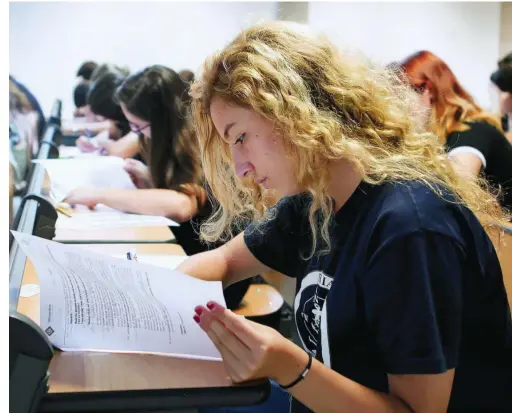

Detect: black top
[446, 121, 512, 211]
[245, 180, 512, 412]
[171, 193, 251, 310]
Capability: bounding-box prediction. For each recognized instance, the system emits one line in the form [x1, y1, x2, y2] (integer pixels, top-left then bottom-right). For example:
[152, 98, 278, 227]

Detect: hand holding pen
[76, 129, 99, 153]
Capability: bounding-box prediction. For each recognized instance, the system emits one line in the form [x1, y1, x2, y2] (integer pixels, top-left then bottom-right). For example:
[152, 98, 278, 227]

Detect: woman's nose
[235, 161, 252, 178]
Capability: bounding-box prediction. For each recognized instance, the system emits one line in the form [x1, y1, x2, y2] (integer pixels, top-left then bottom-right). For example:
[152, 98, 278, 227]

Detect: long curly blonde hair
[190, 21, 506, 258]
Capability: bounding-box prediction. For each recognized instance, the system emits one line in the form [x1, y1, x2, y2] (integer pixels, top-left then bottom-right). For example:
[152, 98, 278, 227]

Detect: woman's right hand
[124, 158, 152, 189]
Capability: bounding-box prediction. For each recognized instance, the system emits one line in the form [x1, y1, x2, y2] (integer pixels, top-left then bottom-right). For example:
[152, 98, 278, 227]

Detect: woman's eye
[234, 133, 246, 145]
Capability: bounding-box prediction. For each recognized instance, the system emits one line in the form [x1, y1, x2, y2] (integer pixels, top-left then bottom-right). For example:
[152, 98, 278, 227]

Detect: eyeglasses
[129, 123, 150, 134]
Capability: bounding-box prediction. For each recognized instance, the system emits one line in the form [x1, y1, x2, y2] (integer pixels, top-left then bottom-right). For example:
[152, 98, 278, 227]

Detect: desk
[17, 243, 269, 412]
[40, 173, 175, 244]
[54, 224, 175, 244]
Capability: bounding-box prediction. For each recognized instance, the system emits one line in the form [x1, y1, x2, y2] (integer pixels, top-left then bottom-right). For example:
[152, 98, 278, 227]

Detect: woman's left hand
[65, 187, 103, 209]
[194, 301, 308, 385]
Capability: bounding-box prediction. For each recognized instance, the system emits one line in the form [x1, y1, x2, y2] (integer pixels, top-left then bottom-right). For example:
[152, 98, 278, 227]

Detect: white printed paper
[12, 231, 225, 361]
[108, 253, 189, 269]
[59, 203, 118, 214]
[58, 146, 100, 159]
[56, 212, 179, 229]
[34, 157, 136, 202]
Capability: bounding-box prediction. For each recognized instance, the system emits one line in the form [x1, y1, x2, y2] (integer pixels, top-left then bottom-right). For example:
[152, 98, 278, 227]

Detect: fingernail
[194, 306, 203, 316]
[207, 302, 216, 310]
[193, 315, 200, 324]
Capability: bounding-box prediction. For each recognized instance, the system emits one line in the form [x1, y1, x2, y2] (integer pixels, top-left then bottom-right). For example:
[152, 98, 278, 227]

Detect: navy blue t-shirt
[244, 180, 512, 412]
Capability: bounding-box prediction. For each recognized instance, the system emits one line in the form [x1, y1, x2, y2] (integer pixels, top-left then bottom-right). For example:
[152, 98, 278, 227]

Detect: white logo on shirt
[294, 271, 333, 359]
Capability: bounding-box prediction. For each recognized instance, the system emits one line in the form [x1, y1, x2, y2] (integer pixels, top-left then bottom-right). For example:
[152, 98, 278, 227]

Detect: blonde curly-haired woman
[178, 22, 511, 413]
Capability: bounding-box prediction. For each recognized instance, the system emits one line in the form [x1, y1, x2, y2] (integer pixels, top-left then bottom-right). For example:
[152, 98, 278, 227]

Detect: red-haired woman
[400, 51, 512, 211]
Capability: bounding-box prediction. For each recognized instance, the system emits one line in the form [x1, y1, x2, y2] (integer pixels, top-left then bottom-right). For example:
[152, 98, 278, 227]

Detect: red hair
[399, 51, 501, 141]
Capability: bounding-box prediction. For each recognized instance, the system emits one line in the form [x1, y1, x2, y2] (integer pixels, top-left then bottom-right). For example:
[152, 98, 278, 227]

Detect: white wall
[309, 2, 501, 110]
[10, 2, 503, 118]
[9, 2, 277, 119]
[499, 2, 512, 58]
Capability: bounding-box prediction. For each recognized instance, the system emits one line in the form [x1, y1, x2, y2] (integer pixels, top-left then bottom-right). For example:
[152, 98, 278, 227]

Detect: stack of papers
[12, 231, 224, 361]
[34, 156, 136, 203]
[57, 211, 179, 229]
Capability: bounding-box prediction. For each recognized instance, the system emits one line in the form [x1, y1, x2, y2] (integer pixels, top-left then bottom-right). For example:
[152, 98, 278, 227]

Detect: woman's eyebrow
[224, 122, 236, 139]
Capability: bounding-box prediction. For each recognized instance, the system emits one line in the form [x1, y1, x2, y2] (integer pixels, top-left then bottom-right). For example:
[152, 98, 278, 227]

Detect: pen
[56, 206, 72, 217]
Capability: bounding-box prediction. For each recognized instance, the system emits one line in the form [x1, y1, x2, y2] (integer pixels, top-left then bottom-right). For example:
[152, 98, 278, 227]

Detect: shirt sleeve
[446, 122, 501, 170]
[244, 195, 311, 278]
[360, 230, 465, 374]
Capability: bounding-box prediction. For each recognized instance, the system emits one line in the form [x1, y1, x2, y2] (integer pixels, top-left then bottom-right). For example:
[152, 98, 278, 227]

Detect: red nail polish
[207, 302, 215, 310]
[193, 315, 200, 324]
[195, 307, 203, 316]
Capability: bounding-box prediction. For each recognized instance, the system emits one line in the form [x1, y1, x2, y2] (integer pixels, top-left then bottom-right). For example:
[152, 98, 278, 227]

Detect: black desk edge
[40, 381, 271, 412]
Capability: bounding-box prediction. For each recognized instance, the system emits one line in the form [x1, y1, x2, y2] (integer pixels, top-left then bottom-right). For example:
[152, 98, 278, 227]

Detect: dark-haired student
[76, 60, 98, 81]
[76, 71, 140, 159]
[491, 53, 512, 144]
[72, 80, 91, 118]
[65, 65, 251, 310]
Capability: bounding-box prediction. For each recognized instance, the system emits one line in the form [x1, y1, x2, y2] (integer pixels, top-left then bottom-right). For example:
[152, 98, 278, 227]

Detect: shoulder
[363, 181, 477, 249]
[445, 121, 508, 168]
[446, 121, 504, 149]
[245, 193, 312, 243]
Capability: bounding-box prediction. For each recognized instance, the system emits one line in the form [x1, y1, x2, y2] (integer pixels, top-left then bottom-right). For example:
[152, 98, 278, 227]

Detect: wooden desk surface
[54, 224, 174, 243]
[41, 171, 175, 243]
[17, 243, 237, 394]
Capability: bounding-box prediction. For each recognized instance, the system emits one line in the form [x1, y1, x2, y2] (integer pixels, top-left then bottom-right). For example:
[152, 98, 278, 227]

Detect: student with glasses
[65, 65, 252, 311]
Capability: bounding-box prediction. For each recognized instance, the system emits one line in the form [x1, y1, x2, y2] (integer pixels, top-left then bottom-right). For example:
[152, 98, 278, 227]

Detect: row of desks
[13, 163, 270, 411]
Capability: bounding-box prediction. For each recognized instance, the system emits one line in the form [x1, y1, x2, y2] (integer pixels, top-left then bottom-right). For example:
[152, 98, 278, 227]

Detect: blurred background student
[491, 52, 512, 144]
[73, 60, 98, 118]
[9, 75, 45, 140]
[76, 60, 98, 82]
[400, 50, 512, 212]
[75, 68, 141, 159]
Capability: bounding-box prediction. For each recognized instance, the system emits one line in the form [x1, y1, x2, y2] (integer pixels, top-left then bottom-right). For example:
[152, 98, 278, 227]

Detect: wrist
[271, 339, 310, 387]
[95, 189, 108, 205]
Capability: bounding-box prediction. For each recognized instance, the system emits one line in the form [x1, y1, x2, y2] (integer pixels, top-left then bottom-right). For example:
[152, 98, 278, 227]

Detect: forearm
[177, 233, 260, 288]
[94, 188, 197, 221]
[280, 345, 411, 413]
[102, 132, 140, 159]
[95, 129, 110, 140]
[177, 249, 231, 285]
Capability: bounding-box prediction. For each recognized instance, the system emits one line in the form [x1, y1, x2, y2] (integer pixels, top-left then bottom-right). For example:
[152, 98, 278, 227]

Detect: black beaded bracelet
[279, 351, 313, 390]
